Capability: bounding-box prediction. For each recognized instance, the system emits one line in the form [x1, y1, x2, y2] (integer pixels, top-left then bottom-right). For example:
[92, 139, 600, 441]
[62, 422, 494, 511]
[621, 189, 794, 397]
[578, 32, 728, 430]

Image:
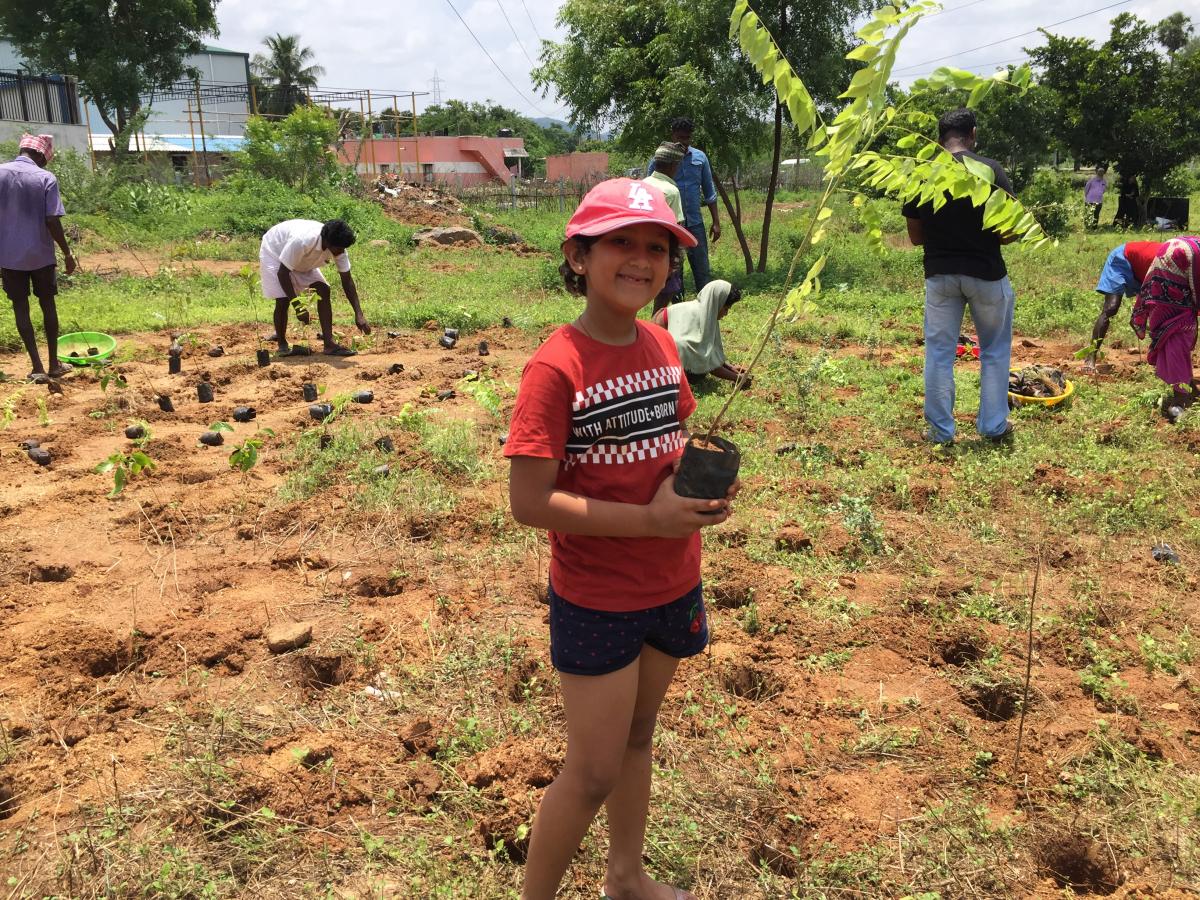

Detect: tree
[1029, 12, 1200, 220]
[239, 106, 340, 190]
[1156, 12, 1194, 56]
[252, 33, 325, 117]
[533, 0, 869, 275]
[0, 0, 218, 160]
[888, 76, 1058, 191]
[693, 1, 1045, 436]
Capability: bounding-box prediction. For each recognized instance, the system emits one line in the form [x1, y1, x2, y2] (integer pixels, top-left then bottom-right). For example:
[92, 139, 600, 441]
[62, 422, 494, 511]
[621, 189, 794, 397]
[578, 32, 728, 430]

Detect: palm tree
[251, 34, 325, 117]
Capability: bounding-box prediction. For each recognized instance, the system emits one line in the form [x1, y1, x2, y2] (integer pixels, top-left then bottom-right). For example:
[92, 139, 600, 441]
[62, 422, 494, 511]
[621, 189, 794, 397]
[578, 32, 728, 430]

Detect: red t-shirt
[1124, 241, 1164, 283]
[504, 321, 699, 612]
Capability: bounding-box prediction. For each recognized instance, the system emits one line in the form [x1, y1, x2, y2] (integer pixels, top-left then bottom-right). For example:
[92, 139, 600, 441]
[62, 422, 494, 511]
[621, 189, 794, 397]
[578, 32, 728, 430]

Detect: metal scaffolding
[139, 80, 430, 182]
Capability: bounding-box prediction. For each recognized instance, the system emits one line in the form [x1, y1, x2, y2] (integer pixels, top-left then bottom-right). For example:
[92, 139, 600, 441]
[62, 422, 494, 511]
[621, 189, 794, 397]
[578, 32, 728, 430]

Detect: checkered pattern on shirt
[565, 365, 685, 468]
[572, 430, 686, 466]
[571, 366, 682, 413]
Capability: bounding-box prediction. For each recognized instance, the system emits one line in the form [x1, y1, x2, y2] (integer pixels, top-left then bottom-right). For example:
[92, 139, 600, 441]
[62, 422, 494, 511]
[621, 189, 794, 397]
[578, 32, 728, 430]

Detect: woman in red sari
[1131, 236, 1200, 421]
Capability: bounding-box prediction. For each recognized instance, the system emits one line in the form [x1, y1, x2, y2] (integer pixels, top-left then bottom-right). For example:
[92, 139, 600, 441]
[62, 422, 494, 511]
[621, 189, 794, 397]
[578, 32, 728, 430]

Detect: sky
[209, 0, 1192, 123]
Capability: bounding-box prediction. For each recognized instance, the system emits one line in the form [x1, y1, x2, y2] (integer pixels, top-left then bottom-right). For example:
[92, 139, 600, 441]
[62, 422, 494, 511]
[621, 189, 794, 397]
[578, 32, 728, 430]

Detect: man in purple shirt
[0, 134, 77, 381]
[1083, 165, 1107, 229]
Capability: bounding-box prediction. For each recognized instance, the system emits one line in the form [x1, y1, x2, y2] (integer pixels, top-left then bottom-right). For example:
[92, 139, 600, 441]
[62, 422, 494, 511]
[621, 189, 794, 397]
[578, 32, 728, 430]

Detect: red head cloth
[566, 178, 697, 247]
[18, 133, 54, 162]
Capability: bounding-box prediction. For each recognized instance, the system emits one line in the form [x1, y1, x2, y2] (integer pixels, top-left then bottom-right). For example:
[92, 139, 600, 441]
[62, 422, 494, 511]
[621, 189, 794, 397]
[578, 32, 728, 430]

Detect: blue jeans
[685, 221, 711, 292]
[923, 273, 1015, 442]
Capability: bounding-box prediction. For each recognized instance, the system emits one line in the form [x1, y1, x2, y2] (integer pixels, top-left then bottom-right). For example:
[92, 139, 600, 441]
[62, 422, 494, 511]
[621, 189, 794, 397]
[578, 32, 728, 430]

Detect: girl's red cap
[565, 178, 698, 247]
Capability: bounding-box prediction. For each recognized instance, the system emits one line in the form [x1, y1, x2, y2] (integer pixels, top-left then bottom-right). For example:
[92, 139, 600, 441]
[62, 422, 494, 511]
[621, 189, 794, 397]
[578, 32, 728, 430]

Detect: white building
[0, 40, 88, 154]
[1, 39, 250, 159]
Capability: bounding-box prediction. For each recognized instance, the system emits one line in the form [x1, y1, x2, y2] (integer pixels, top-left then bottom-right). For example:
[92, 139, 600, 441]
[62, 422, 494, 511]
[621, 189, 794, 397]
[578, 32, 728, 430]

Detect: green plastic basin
[57, 331, 117, 365]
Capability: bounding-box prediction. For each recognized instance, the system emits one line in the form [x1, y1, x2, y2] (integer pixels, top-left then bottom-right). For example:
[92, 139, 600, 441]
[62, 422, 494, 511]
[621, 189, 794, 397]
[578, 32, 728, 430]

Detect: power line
[497, 0, 537, 67]
[925, 0, 989, 19]
[520, 0, 544, 43]
[903, 55, 1030, 80]
[443, 0, 549, 116]
[892, 0, 1132, 74]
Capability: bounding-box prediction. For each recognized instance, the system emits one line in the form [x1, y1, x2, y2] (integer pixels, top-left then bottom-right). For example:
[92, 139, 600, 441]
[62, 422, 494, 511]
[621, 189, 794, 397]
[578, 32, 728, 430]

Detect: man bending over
[260, 218, 370, 356]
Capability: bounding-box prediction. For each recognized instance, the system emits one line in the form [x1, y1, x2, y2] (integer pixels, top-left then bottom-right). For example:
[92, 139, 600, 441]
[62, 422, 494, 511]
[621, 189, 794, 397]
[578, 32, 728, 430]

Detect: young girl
[504, 178, 738, 900]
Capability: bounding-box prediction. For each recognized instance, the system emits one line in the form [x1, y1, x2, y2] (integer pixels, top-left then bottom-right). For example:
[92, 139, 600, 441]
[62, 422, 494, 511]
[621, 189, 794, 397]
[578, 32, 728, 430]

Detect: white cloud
[891, 0, 1188, 84]
[213, 0, 568, 119]
[210, 1, 1192, 120]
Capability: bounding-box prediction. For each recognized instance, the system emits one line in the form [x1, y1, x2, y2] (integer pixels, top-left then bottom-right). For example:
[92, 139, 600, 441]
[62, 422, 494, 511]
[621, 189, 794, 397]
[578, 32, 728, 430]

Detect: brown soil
[79, 250, 249, 277]
[0, 324, 1196, 897]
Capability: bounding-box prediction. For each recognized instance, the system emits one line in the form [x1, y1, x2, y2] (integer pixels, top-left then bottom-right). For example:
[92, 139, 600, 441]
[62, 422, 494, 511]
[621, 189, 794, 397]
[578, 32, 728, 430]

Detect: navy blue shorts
[548, 582, 708, 676]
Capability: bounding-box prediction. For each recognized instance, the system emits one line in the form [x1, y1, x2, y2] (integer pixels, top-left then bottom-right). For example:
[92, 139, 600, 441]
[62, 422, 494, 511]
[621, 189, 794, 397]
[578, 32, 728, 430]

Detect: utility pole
[429, 70, 444, 106]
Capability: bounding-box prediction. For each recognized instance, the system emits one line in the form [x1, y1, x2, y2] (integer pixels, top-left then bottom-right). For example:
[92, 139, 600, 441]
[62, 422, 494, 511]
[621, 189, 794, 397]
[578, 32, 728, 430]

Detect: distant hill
[531, 116, 571, 130]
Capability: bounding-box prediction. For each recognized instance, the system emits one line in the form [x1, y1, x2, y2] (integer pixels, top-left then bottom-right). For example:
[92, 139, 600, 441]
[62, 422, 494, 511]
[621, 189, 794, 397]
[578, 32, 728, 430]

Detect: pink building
[339, 135, 529, 185]
[546, 152, 609, 183]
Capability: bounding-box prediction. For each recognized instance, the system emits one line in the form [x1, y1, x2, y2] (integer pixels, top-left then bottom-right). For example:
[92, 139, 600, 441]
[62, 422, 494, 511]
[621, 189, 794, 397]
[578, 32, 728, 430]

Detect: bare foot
[603, 872, 696, 900]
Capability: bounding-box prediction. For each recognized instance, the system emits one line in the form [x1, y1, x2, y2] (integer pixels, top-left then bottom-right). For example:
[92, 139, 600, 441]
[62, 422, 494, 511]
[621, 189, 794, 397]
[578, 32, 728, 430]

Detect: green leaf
[896, 133, 918, 149]
[969, 178, 990, 208]
[846, 44, 880, 63]
[804, 254, 828, 284]
[962, 155, 995, 185]
[817, 206, 833, 221]
[209, 421, 235, 433]
[109, 467, 127, 497]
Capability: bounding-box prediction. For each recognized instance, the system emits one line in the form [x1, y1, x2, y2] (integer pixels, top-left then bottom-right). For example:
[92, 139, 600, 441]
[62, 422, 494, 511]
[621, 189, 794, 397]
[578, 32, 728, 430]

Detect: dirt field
[1, 323, 1197, 898]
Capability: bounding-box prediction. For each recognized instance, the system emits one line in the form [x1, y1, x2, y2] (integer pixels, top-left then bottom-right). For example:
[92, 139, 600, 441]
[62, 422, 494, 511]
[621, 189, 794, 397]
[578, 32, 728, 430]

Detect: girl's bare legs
[603, 645, 695, 900]
[521, 661, 641, 900]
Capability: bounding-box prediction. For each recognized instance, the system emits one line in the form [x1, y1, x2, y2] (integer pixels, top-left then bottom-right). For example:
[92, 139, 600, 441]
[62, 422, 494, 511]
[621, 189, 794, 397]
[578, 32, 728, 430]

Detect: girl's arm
[509, 456, 730, 539]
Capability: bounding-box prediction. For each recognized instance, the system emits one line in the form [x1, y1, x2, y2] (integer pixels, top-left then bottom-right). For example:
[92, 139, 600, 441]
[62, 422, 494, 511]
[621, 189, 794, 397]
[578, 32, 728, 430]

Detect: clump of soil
[775, 526, 813, 554]
[1037, 831, 1120, 894]
[400, 720, 439, 757]
[503, 655, 544, 703]
[462, 739, 556, 862]
[356, 574, 406, 597]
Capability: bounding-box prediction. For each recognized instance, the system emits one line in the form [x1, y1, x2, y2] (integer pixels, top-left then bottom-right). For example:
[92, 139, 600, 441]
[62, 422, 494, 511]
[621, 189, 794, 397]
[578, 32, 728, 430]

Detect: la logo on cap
[627, 182, 654, 211]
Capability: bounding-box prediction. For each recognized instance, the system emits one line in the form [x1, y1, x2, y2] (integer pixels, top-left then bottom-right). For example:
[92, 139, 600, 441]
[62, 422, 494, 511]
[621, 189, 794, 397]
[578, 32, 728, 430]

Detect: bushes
[1019, 170, 1081, 239]
[236, 107, 342, 191]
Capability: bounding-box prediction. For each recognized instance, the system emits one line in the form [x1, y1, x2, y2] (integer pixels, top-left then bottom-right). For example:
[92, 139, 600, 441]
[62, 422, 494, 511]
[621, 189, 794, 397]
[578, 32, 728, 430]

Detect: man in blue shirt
[648, 117, 721, 293]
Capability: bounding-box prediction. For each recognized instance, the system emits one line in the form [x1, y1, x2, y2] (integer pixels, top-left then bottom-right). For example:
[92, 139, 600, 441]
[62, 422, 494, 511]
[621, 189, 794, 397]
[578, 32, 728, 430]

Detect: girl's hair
[560, 234, 683, 297]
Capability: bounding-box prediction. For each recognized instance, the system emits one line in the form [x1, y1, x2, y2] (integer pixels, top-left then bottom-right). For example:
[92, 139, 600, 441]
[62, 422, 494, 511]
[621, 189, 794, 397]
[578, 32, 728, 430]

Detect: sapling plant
[229, 428, 275, 473]
[677, 0, 1049, 496]
[96, 449, 157, 497]
[99, 368, 128, 393]
[0, 384, 27, 430]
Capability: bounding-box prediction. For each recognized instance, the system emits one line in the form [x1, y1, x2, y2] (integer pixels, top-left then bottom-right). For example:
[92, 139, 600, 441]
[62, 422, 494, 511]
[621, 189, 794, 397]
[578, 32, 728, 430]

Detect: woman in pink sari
[1130, 236, 1200, 420]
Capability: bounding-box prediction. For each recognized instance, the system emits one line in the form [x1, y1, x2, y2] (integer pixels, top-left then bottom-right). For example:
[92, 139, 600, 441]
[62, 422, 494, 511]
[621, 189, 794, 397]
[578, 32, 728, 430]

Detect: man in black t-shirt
[903, 108, 1017, 445]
